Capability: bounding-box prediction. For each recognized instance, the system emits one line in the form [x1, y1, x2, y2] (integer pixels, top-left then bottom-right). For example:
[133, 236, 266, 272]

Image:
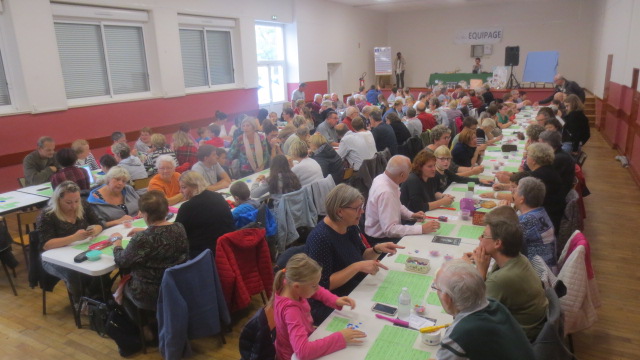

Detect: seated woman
[544, 118, 563, 133]
[72, 139, 100, 170]
[50, 148, 91, 190]
[228, 117, 269, 178]
[476, 118, 502, 146]
[400, 150, 455, 213]
[88, 166, 140, 228]
[172, 127, 198, 166]
[36, 181, 103, 299]
[305, 184, 402, 324]
[513, 176, 558, 274]
[289, 139, 324, 186]
[175, 171, 235, 259]
[113, 191, 188, 316]
[144, 133, 177, 175]
[308, 133, 344, 184]
[386, 112, 411, 145]
[526, 143, 565, 231]
[251, 155, 301, 200]
[425, 125, 483, 177]
[451, 128, 486, 168]
[433, 145, 489, 193]
[562, 94, 590, 155]
[148, 155, 184, 205]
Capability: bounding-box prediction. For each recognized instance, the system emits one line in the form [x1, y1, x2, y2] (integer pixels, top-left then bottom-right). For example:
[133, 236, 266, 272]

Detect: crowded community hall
[0, 0, 638, 359]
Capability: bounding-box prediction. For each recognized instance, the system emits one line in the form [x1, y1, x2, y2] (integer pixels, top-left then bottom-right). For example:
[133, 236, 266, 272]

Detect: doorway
[327, 63, 343, 97]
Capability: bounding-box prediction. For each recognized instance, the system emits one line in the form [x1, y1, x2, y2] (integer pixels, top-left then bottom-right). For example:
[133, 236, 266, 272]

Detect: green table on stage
[428, 72, 493, 86]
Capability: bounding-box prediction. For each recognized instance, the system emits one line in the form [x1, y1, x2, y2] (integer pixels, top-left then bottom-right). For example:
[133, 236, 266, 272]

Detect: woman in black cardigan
[386, 112, 411, 146]
[308, 133, 344, 184]
[400, 150, 455, 213]
[561, 94, 590, 155]
[433, 145, 491, 192]
[526, 143, 565, 230]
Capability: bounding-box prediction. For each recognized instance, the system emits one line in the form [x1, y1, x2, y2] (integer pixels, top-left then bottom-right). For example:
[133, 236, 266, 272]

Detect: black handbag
[105, 304, 143, 357]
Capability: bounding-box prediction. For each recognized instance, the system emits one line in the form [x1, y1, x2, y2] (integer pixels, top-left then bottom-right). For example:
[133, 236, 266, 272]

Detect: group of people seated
[25, 76, 590, 359]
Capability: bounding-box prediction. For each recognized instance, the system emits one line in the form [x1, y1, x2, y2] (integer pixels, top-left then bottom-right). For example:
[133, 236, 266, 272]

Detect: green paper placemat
[132, 219, 147, 227]
[456, 225, 484, 239]
[426, 291, 442, 307]
[72, 236, 130, 256]
[372, 271, 432, 306]
[475, 207, 492, 213]
[476, 190, 493, 195]
[0, 202, 20, 210]
[449, 201, 461, 211]
[365, 325, 430, 360]
[503, 166, 519, 172]
[486, 146, 502, 152]
[434, 222, 455, 236]
[483, 155, 498, 160]
[325, 316, 350, 332]
[451, 187, 467, 193]
[394, 254, 409, 264]
[37, 188, 53, 197]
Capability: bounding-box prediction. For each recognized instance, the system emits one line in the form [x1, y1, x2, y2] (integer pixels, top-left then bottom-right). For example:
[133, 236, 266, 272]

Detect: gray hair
[321, 100, 333, 108]
[346, 106, 359, 118]
[430, 125, 451, 143]
[112, 142, 131, 159]
[437, 260, 486, 312]
[527, 142, 555, 167]
[292, 115, 306, 128]
[516, 176, 546, 208]
[526, 124, 546, 142]
[241, 117, 257, 131]
[296, 125, 310, 138]
[539, 130, 562, 150]
[37, 136, 54, 148]
[104, 165, 131, 184]
[325, 184, 364, 222]
[179, 170, 208, 197]
[155, 154, 177, 169]
[386, 155, 410, 176]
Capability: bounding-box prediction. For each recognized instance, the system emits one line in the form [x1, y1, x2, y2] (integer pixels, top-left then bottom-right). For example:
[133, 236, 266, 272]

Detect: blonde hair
[289, 139, 309, 158]
[270, 254, 322, 305]
[172, 130, 194, 148]
[179, 171, 208, 197]
[151, 133, 166, 148]
[448, 100, 458, 109]
[434, 145, 452, 158]
[47, 181, 84, 222]
[71, 139, 89, 155]
[309, 133, 328, 148]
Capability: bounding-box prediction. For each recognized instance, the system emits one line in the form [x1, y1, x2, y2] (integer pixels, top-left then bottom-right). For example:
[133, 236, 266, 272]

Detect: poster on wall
[374, 47, 392, 75]
[491, 66, 509, 88]
[454, 27, 503, 44]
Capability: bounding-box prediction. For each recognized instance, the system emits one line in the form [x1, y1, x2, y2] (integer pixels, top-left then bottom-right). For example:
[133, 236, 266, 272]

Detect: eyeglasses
[431, 283, 442, 292]
[480, 233, 493, 240]
[342, 204, 365, 212]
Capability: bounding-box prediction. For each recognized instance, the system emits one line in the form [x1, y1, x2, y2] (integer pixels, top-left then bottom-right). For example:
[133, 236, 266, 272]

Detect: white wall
[587, 0, 640, 97]
[294, 0, 388, 93]
[387, 0, 595, 88]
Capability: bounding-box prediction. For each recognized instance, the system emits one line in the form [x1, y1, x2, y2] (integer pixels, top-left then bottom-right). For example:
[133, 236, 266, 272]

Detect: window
[255, 23, 286, 105]
[179, 29, 235, 88]
[52, 4, 150, 100]
[0, 49, 10, 106]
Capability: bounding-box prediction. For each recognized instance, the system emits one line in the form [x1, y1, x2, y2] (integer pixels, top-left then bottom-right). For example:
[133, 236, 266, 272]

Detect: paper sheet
[394, 254, 409, 264]
[372, 271, 432, 306]
[132, 219, 146, 227]
[433, 223, 455, 237]
[456, 225, 484, 239]
[365, 325, 430, 360]
[409, 313, 436, 330]
[325, 316, 350, 332]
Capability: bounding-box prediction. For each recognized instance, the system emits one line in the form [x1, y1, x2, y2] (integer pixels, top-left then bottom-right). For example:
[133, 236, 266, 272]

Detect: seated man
[107, 131, 137, 157]
[191, 144, 231, 191]
[336, 118, 376, 171]
[465, 206, 548, 341]
[112, 143, 148, 181]
[23, 136, 58, 186]
[364, 155, 439, 245]
[315, 110, 339, 146]
[435, 260, 535, 360]
[230, 181, 260, 227]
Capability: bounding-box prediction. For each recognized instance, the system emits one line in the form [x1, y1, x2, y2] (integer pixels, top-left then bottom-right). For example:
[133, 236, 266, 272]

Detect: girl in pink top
[273, 254, 366, 360]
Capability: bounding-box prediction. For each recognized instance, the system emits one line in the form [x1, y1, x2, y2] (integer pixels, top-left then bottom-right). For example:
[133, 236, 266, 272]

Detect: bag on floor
[105, 304, 143, 357]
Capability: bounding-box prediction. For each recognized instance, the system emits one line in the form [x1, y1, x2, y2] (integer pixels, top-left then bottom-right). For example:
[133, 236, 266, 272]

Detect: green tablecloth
[428, 72, 493, 86]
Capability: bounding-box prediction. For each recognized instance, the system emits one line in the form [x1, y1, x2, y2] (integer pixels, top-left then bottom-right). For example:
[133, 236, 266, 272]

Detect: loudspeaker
[505, 46, 520, 66]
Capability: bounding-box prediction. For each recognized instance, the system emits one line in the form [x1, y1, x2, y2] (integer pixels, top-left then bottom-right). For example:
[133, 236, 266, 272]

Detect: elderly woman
[476, 118, 502, 146]
[289, 139, 324, 186]
[175, 171, 235, 258]
[513, 177, 558, 274]
[400, 150, 455, 213]
[562, 94, 591, 155]
[228, 117, 269, 177]
[305, 184, 403, 324]
[433, 146, 490, 193]
[72, 139, 100, 170]
[308, 133, 344, 184]
[50, 148, 92, 190]
[172, 128, 198, 166]
[113, 191, 188, 317]
[452, 128, 486, 168]
[88, 166, 140, 228]
[148, 155, 184, 205]
[144, 133, 177, 174]
[251, 155, 301, 200]
[37, 181, 103, 298]
[526, 142, 565, 230]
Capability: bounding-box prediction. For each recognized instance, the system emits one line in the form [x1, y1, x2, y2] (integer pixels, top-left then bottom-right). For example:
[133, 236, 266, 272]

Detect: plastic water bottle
[398, 287, 411, 321]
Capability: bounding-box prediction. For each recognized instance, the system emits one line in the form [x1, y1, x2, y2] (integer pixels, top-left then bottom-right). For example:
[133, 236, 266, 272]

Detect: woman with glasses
[304, 184, 403, 324]
[433, 146, 490, 193]
[400, 150, 455, 213]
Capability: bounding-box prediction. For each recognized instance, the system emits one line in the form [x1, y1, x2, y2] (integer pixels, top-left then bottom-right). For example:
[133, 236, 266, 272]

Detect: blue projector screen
[523, 51, 559, 82]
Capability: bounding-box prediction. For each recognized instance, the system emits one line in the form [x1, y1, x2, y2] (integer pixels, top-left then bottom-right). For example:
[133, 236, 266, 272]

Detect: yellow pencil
[419, 323, 451, 333]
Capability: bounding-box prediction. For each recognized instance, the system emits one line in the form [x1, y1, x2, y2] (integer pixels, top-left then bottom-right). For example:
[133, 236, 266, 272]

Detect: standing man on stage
[394, 52, 406, 89]
[472, 57, 483, 74]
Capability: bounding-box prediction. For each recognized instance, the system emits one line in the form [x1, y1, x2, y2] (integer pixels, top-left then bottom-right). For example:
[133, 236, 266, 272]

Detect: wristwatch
[372, 244, 382, 254]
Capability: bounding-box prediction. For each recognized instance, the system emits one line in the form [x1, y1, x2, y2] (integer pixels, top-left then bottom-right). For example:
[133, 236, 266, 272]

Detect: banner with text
[374, 47, 392, 75]
[455, 28, 503, 44]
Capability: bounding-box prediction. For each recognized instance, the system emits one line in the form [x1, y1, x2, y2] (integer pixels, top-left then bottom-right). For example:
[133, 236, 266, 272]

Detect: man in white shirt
[191, 144, 231, 191]
[335, 118, 376, 171]
[365, 155, 440, 245]
[291, 82, 306, 102]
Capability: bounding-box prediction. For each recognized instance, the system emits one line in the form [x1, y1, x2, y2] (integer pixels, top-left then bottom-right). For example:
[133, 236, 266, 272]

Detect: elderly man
[336, 118, 376, 171]
[283, 125, 310, 156]
[416, 101, 436, 131]
[365, 155, 439, 244]
[538, 74, 586, 105]
[191, 144, 231, 191]
[291, 82, 306, 102]
[435, 260, 535, 360]
[342, 106, 359, 132]
[148, 155, 184, 205]
[23, 136, 59, 186]
[370, 110, 398, 155]
[112, 143, 147, 180]
[308, 93, 322, 114]
[106, 131, 137, 157]
[316, 110, 340, 146]
[464, 206, 548, 341]
[319, 99, 335, 122]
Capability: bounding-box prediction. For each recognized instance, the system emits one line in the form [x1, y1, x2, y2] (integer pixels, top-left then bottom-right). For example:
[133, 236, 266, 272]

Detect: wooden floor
[1, 129, 639, 359]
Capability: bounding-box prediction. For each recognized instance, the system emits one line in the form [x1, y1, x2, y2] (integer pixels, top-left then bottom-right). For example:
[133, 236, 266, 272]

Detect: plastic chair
[132, 177, 151, 190]
[532, 288, 574, 360]
[17, 177, 26, 188]
[16, 209, 41, 269]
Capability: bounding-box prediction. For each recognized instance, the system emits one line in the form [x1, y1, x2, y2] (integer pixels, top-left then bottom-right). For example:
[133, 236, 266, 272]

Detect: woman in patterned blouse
[228, 117, 269, 178]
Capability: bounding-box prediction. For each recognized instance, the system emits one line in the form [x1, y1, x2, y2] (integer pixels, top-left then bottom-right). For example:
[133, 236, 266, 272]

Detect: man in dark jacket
[538, 74, 585, 105]
[370, 110, 398, 155]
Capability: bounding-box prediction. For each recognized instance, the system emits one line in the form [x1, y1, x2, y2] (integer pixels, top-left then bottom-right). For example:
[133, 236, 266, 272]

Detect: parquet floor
[0, 129, 638, 359]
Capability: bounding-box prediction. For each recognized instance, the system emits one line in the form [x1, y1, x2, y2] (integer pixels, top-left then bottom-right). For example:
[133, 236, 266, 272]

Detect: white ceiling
[326, 0, 554, 13]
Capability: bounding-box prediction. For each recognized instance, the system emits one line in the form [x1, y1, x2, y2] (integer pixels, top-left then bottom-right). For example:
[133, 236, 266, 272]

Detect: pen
[375, 314, 409, 327]
[37, 187, 49, 191]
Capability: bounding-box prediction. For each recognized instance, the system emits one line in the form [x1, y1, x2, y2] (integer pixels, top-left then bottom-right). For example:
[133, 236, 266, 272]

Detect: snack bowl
[86, 250, 102, 261]
[421, 329, 442, 346]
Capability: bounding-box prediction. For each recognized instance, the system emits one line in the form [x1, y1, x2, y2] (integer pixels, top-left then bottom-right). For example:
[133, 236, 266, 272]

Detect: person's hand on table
[118, 215, 133, 224]
[127, 228, 145, 237]
[495, 171, 511, 183]
[358, 260, 388, 275]
[336, 296, 356, 309]
[110, 232, 124, 247]
[73, 229, 90, 241]
[422, 220, 440, 234]
[339, 328, 366, 344]
[85, 225, 102, 237]
[440, 194, 455, 206]
[492, 182, 509, 191]
[374, 242, 405, 256]
[471, 165, 485, 175]
[473, 246, 491, 277]
[411, 211, 426, 220]
[255, 175, 266, 183]
[479, 179, 492, 185]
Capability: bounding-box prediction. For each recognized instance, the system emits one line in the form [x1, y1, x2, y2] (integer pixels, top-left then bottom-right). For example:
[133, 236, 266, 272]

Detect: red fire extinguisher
[359, 72, 366, 88]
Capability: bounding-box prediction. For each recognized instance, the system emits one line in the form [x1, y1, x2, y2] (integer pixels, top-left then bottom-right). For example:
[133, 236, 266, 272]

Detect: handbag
[105, 304, 143, 357]
[82, 297, 109, 337]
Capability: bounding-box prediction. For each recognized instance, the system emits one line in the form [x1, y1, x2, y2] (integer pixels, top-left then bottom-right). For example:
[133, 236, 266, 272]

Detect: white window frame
[52, 4, 152, 106]
[0, 13, 20, 115]
[255, 22, 287, 106]
[179, 14, 239, 93]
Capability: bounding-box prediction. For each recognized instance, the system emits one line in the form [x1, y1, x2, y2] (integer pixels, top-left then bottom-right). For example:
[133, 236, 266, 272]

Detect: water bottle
[398, 287, 411, 321]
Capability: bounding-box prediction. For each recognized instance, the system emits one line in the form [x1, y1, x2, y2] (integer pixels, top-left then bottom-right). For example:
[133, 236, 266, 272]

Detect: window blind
[104, 25, 149, 95]
[206, 30, 234, 85]
[179, 29, 208, 88]
[0, 50, 11, 106]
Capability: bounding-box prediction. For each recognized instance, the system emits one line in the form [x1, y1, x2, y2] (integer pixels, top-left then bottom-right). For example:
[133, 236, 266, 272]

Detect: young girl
[273, 254, 365, 360]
